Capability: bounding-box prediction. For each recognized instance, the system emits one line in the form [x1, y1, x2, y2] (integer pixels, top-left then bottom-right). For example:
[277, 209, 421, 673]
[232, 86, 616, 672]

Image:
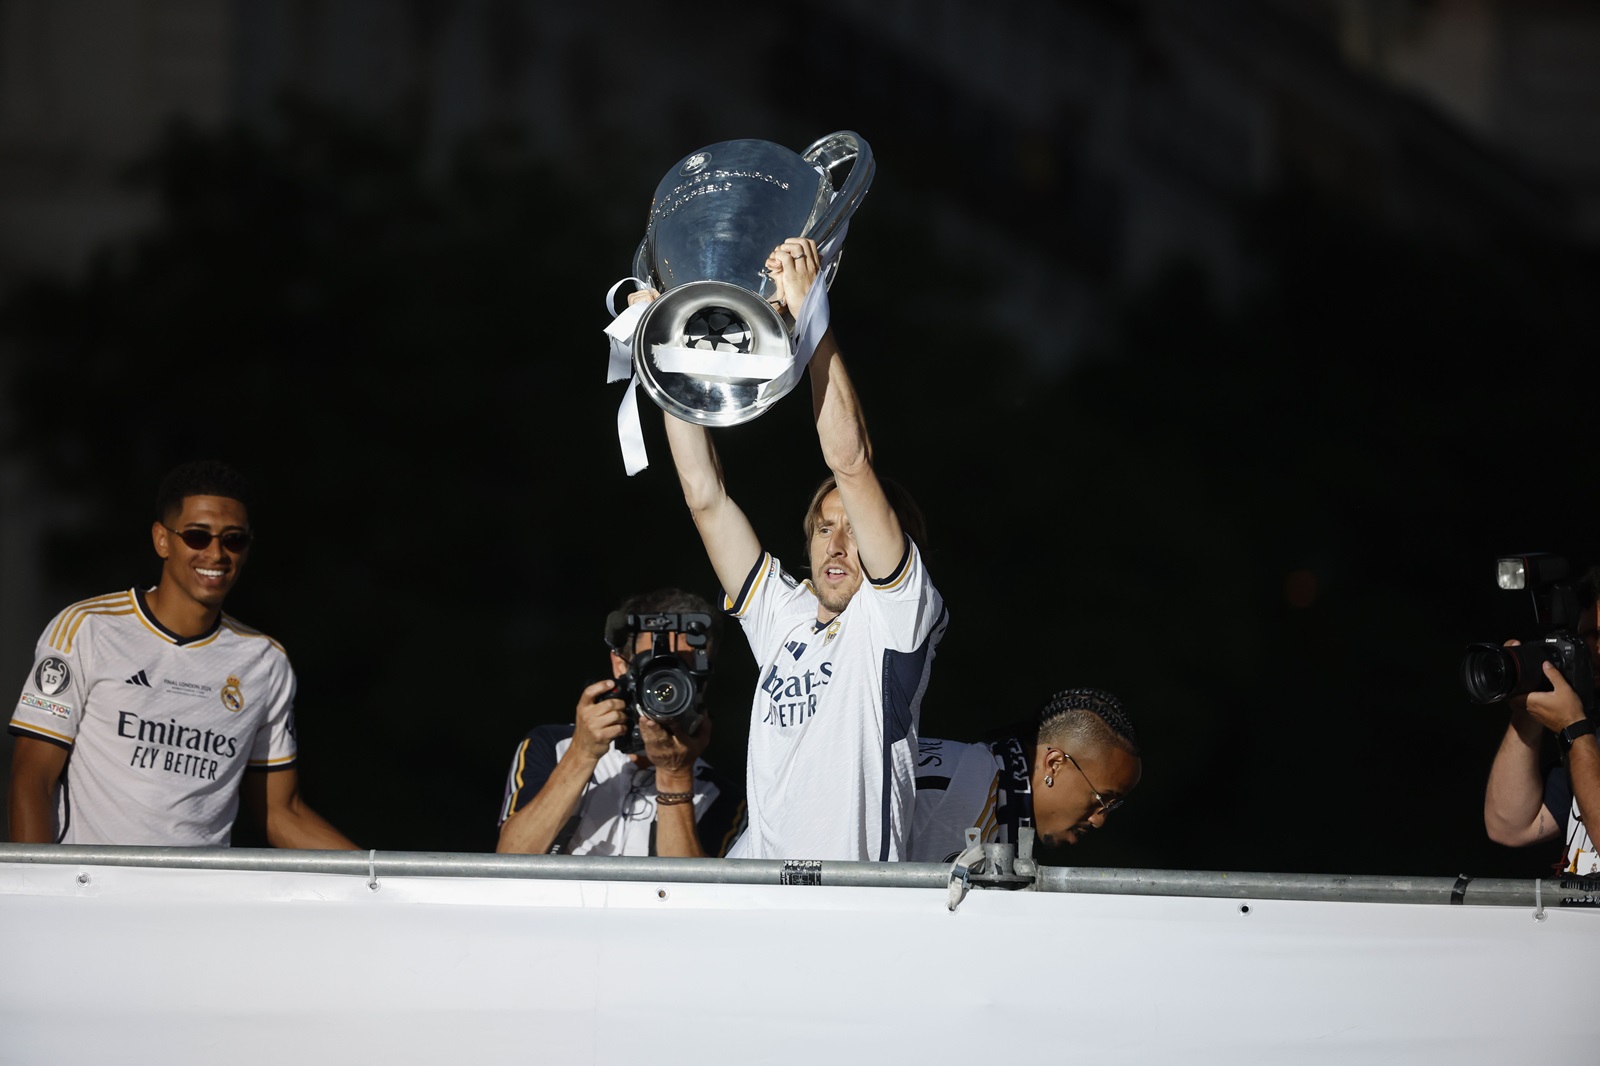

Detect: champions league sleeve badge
[33, 656, 71, 696]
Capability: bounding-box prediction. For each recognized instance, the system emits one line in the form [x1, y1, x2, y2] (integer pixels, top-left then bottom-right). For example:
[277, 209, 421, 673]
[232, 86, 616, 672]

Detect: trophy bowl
[630, 132, 874, 427]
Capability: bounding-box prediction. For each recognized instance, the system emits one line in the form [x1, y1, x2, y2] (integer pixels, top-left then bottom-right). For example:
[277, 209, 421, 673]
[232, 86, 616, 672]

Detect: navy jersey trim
[242, 761, 298, 774]
[502, 723, 575, 822]
[866, 534, 913, 588]
[726, 553, 769, 617]
[8, 722, 75, 751]
[134, 587, 222, 646]
[876, 603, 947, 861]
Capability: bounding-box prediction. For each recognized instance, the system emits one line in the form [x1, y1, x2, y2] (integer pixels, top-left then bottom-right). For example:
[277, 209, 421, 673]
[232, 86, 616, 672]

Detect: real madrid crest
[221, 675, 244, 713]
[822, 618, 842, 647]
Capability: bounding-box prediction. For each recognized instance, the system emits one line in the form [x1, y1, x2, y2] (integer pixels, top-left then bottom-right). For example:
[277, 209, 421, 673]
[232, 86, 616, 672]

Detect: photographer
[1482, 566, 1600, 874]
[495, 590, 744, 858]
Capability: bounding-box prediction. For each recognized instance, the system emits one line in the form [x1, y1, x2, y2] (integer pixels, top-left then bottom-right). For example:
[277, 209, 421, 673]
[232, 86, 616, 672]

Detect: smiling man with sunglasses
[908, 689, 1142, 863]
[8, 460, 356, 850]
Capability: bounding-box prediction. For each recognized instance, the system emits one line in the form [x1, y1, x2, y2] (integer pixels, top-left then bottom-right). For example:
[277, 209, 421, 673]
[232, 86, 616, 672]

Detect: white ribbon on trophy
[603, 225, 846, 477]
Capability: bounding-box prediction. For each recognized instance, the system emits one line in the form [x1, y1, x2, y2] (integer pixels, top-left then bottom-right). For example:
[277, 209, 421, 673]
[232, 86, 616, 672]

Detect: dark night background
[2, 0, 1598, 879]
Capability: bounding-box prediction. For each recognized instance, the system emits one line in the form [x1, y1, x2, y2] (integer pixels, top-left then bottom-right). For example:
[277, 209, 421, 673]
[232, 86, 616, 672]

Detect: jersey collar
[133, 587, 223, 647]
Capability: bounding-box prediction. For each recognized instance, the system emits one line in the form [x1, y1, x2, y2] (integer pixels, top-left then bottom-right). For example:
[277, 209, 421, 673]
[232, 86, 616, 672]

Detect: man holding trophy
[613, 134, 947, 861]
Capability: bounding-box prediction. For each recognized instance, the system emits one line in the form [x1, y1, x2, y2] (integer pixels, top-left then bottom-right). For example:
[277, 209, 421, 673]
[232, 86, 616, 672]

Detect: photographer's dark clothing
[1543, 766, 1597, 875]
[497, 724, 744, 857]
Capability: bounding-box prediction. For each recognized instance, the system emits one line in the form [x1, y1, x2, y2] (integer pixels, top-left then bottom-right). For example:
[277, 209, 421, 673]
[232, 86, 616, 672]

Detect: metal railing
[4, 842, 1594, 909]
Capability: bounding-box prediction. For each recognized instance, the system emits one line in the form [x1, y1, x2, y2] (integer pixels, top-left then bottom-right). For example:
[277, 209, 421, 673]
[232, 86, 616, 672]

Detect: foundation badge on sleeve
[221, 675, 244, 713]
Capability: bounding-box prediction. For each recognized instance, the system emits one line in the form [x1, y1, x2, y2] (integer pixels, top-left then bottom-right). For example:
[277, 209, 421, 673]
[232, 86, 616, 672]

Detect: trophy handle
[801, 131, 875, 251]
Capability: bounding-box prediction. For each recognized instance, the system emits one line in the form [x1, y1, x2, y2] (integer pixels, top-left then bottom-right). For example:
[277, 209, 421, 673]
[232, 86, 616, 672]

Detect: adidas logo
[124, 670, 152, 687]
[784, 640, 807, 661]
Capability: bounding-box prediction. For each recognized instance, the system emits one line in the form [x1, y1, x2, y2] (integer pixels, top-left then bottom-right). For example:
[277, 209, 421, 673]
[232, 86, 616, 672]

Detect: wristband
[1557, 719, 1597, 754]
[656, 790, 694, 806]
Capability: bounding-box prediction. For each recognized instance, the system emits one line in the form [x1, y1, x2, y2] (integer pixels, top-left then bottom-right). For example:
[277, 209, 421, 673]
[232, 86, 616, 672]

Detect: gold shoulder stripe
[506, 739, 531, 815]
[221, 616, 285, 655]
[872, 545, 918, 591]
[729, 553, 773, 618]
[59, 606, 136, 654]
[8, 719, 74, 746]
[247, 753, 296, 767]
[50, 590, 133, 648]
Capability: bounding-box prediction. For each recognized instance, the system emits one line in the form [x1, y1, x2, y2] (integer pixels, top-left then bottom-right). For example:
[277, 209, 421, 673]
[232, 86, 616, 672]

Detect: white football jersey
[8, 589, 298, 845]
[908, 735, 1035, 863]
[725, 542, 946, 861]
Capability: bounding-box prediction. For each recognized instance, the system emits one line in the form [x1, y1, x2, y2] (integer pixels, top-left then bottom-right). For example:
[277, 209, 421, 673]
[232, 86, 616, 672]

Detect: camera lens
[1461, 642, 1554, 703]
[639, 662, 695, 720]
[1461, 645, 1516, 703]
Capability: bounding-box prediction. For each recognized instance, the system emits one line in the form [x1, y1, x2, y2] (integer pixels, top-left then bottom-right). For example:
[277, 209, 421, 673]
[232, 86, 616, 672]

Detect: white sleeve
[247, 659, 299, 770]
[9, 614, 92, 749]
[855, 536, 945, 651]
[724, 552, 819, 664]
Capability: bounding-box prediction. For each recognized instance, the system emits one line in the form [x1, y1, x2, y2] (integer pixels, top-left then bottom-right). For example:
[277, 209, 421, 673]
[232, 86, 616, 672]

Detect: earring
[1044, 775, 1054, 787]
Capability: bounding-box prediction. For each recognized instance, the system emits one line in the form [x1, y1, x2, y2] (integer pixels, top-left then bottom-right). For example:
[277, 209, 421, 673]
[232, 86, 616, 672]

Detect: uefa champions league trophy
[622, 132, 874, 428]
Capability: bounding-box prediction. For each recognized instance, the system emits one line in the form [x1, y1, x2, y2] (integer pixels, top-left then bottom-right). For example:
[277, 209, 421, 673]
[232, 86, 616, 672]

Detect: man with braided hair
[907, 689, 1142, 863]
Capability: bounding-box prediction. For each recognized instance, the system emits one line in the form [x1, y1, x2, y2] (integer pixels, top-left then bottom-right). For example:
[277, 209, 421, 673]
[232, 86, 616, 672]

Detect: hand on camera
[1526, 662, 1587, 734]
[570, 679, 629, 762]
[639, 713, 712, 782]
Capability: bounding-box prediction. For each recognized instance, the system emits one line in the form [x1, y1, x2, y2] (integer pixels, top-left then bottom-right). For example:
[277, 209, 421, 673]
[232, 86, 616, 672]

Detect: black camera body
[604, 610, 712, 755]
[1461, 554, 1595, 712]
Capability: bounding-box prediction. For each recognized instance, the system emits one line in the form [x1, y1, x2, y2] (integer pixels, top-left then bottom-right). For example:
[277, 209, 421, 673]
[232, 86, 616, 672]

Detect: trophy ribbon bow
[603, 224, 846, 476]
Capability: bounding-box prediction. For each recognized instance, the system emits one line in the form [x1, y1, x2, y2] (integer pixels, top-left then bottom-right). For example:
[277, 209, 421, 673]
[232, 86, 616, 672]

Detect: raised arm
[769, 237, 904, 580]
[662, 412, 762, 601]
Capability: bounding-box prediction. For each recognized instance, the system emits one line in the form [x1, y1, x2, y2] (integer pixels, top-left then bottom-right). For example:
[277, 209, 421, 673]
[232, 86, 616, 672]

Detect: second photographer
[496, 589, 745, 858]
[1479, 557, 1600, 874]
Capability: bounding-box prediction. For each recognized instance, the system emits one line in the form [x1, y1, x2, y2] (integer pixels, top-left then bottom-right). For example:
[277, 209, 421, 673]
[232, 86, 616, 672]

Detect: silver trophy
[629, 131, 874, 426]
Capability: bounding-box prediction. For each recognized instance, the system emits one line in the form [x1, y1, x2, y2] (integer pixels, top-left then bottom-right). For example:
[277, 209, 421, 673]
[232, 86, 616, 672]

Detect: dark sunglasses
[163, 525, 253, 553]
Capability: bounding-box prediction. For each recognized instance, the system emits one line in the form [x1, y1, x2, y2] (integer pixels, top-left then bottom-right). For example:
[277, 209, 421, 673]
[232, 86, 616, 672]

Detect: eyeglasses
[163, 525, 253, 553]
[1061, 752, 1123, 817]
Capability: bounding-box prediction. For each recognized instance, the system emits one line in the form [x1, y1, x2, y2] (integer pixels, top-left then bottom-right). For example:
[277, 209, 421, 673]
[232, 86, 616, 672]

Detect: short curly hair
[154, 460, 253, 524]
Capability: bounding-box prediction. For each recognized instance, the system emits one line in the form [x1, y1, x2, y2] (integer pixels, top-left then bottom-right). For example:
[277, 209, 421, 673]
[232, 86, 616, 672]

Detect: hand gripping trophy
[604, 132, 874, 472]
